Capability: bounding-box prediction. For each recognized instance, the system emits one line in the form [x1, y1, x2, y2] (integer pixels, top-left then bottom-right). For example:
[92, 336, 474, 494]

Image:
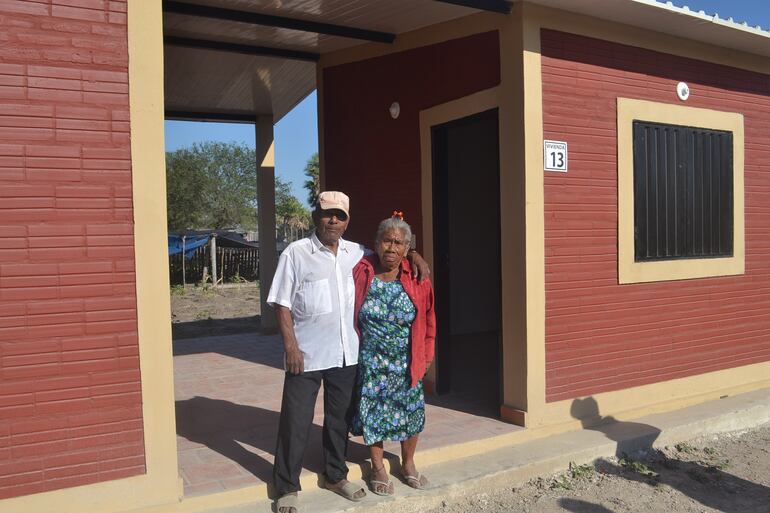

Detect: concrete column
[256, 116, 277, 332]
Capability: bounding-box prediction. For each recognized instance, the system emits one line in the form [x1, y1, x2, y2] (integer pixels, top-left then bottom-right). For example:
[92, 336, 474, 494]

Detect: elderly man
[267, 191, 427, 513]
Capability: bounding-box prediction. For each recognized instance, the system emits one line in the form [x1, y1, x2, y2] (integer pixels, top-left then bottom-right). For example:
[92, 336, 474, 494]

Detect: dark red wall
[0, 1, 145, 499]
[323, 31, 500, 246]
[542, 29, 770, 402]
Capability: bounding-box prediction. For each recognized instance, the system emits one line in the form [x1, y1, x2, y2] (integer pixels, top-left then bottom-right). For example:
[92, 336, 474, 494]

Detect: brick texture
[322, 31, 501, 246]
[0, 0, 144, 500]
[541, 30, 770, 402]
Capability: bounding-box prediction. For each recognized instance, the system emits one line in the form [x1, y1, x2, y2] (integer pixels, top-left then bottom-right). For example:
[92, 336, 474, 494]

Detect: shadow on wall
[570, 397, 770, 513]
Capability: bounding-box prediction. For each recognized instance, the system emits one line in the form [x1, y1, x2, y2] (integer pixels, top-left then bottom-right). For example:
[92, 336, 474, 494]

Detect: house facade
[1, 1, 769, 512]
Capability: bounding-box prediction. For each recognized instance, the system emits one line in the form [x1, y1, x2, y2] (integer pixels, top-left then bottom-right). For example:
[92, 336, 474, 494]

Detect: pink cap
[318, 191, 350, 218]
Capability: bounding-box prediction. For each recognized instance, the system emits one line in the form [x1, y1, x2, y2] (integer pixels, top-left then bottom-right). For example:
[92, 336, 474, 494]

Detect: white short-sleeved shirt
[267, 232, 366, 372]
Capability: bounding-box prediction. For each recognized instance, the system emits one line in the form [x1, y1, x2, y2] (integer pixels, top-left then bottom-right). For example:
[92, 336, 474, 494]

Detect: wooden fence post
[210, 234, 218, 287]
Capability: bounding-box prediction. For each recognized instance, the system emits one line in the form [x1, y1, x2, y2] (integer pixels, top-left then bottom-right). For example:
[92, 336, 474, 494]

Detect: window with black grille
[633, 121, 733, 262]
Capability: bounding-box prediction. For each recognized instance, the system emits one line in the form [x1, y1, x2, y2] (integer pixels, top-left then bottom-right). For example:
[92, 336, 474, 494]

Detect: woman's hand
[406, 251, 431, 282]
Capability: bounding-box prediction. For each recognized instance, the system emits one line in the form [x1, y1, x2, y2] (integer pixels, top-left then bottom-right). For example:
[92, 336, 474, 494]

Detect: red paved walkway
[173, 333, 520, 497]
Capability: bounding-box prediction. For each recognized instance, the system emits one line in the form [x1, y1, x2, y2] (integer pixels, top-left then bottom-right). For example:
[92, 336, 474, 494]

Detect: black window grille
[633, 121, 733, 262]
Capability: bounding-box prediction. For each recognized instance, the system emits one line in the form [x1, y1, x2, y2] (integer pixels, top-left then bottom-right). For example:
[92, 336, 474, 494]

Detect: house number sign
[544, 140, 568, 172]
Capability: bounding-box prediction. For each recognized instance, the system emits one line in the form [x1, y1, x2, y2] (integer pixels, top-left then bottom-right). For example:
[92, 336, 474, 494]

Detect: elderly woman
[350, 214, 436, 495]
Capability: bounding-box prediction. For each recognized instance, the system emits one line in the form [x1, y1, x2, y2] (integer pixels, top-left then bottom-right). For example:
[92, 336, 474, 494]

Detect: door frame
[418, 87, 502, 394]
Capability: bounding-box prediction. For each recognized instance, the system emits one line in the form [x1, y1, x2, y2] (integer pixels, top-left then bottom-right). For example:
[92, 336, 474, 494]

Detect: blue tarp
[168, 235, 210, 259]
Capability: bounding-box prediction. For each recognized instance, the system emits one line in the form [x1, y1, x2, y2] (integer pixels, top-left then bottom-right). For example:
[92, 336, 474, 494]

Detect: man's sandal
[276, 492, 299, 513]
[368, 466, 394, 496]
[324, 479, 366, 502]
[403, 472, 429, 490]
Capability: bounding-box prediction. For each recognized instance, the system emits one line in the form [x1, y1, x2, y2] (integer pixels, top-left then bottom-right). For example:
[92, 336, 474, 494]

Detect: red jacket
[353, 254, 436, 388]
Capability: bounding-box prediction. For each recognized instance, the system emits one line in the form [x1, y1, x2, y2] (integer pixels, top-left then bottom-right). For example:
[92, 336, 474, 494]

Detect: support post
[256, 116, 277, 331]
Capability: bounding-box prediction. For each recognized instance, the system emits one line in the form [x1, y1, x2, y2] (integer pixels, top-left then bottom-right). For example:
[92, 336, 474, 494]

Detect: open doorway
[431, 108, 502, 415]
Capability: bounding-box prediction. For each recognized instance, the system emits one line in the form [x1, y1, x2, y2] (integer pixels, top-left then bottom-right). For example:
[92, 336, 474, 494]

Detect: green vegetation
[675, 442, 696, 454]
[166, 142, 311, 239]
[550, 475, 573, 490]
[619, 453, 658, 477]
[166, 142, 258, 231]
[569, 462, 595, 480]
[303, 152, 320, 210]
[276, 176, 312, 241]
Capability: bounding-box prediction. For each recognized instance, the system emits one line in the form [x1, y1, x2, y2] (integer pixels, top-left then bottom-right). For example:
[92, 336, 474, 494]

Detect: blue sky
[164, 91, 318, 206]
[163, 1, 770, 207]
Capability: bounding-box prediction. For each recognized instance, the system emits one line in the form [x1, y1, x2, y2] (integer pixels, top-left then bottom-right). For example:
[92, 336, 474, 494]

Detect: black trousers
[273, 364, 358, 496]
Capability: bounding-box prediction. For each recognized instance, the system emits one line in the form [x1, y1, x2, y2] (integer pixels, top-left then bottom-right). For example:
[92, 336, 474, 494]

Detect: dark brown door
[431, 108, 502, 413]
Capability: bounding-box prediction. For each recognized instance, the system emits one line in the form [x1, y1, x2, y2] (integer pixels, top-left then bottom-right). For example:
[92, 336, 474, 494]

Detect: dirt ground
[170, 282, 261, 339]
[429, 423, 770, 513]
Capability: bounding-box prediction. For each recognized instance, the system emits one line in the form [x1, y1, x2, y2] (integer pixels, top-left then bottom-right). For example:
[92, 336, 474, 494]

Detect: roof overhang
[527, 0, 770, 60]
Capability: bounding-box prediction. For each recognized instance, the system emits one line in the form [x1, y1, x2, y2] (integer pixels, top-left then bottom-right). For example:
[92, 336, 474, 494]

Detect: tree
[276, 177, 311, 241]
[166, 142, 257, 232]
[166, 147, 212, 231]
[166, 141, 310, 241]
[303, 152, 320, 210]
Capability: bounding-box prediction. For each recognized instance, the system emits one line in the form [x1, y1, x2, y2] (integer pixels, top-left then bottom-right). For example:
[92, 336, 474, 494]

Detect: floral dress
[351, 277, 425, 445]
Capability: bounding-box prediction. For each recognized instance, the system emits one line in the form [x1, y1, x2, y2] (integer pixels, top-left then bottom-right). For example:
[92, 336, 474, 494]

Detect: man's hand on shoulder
[406, 250, 431, 283]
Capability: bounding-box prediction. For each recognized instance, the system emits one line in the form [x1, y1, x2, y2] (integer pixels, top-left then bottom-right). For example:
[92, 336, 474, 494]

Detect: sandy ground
[170, 282, 261, 339]
[428, 423, 770, 513]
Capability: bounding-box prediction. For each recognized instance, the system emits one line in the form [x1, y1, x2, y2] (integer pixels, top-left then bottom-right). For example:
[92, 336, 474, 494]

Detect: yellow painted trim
[617, 98, 745, 283]
[496, 4, 530, 420]
[1, 2, 181, 512]
[320, 12, 504, 69]
[125, 0, 181, 504]
[520, 3, 547, 425]
[260, 142, 275, 168]
[538, 360, 770, 428]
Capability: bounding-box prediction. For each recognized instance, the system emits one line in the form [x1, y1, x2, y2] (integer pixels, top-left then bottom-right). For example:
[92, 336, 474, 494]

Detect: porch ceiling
[163, 0, 490, 123]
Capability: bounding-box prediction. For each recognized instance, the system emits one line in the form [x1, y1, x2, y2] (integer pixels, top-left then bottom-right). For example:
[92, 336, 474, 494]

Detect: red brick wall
[542, 29, 770, 402]
[0, 1, 145, 499]
[322, 31, 500, 245]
